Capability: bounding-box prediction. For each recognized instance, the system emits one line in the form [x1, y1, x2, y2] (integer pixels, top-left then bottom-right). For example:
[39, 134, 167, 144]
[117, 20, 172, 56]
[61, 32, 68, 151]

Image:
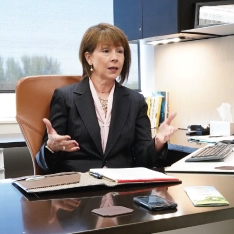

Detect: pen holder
[210, 121, 234, 136]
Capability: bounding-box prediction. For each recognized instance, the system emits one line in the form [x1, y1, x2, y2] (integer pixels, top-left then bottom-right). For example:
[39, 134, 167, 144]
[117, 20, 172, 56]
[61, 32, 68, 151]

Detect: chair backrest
[16, 75, 82, 175]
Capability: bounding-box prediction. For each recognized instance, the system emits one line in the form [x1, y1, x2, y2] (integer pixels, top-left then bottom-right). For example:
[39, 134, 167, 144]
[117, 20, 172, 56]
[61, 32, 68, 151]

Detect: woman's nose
[110, 51, 118, 61]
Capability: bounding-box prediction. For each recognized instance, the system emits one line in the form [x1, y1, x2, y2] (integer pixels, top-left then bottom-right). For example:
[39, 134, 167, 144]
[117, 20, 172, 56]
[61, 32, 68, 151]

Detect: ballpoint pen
[89, 172, 116, 183]
[89, 172, 103, 179]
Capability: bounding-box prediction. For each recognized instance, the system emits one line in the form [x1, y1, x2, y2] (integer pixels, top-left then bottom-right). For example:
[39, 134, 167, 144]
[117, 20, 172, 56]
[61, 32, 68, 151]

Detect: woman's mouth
[108, 67, 118, 71]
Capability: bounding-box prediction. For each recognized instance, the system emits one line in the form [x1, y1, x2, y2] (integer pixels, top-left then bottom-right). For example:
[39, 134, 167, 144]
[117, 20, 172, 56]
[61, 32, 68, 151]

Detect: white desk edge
[166, 146, 234, 173]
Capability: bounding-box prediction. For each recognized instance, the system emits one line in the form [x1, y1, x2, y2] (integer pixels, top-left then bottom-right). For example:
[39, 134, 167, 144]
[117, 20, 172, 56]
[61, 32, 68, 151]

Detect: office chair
[16, 75, 81, 175]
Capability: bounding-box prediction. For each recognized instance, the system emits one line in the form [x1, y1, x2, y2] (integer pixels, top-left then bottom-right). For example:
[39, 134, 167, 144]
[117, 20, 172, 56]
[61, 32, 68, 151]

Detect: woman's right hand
[43, 118, 80, 152]
[49, 199, 81, 223]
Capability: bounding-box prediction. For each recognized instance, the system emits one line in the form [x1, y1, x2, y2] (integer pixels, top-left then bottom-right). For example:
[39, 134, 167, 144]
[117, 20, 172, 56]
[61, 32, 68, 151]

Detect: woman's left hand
[155, 112, 177, 152]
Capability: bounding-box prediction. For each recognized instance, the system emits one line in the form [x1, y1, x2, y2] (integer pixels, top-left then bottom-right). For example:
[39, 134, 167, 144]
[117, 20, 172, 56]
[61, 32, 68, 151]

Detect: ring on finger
[62, 145, 66, 151]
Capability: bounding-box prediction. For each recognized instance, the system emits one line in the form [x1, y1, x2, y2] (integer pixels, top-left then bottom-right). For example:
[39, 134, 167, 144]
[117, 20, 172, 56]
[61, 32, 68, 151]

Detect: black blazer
[36, 77, 168, 173]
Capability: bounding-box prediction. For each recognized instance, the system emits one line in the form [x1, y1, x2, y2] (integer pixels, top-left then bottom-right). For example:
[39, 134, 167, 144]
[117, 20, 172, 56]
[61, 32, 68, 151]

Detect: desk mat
[13, 172, 118, 193]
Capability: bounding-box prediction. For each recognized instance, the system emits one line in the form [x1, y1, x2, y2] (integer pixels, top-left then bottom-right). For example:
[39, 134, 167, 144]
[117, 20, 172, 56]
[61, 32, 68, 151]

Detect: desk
[0, 133, 26, 179]
[166, 148, 234, 174]
[1, 173, 234, 234]
[166, 129, 203, 166]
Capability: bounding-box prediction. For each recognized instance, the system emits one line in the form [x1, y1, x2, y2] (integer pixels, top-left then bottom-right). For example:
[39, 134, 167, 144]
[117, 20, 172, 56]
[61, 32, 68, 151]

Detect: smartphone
[133, 195, 177, 211]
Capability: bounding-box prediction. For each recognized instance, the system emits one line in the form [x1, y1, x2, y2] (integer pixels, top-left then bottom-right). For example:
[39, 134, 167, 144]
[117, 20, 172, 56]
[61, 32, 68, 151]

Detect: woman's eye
[117, 50, 124, 54]
[103, 49, 109, 53]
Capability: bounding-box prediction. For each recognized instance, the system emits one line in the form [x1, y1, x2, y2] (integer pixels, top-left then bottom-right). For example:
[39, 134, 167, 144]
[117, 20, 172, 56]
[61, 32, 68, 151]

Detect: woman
[36, 23, 177, 173]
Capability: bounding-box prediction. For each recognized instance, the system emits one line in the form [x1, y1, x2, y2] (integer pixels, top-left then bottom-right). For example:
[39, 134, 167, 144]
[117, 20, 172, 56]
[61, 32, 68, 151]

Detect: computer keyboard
[185, 142, 234, 162]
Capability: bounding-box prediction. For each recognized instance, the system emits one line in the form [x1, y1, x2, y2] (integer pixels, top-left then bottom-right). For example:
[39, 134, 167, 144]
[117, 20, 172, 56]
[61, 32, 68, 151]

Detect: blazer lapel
[104, 83, 130, 156]
[73, 78, 103, 155]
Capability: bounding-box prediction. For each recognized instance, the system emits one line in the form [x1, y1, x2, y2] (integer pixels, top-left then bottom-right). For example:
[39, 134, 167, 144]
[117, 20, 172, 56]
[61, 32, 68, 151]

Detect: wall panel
[154, 35, 234, 129]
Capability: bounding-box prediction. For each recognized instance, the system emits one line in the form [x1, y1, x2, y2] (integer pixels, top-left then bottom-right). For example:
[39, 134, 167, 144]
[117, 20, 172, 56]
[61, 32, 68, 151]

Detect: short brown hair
[79, 23, 131, 85]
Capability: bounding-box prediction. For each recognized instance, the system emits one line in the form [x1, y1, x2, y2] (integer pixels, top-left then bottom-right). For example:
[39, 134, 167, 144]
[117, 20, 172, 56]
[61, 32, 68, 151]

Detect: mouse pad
[215, 166, 234, 170]
[92, 206, 133, 217]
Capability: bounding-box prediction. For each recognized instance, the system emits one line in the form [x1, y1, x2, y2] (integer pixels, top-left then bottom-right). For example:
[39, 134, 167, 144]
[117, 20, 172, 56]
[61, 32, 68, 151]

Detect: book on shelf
[145, 96, 151, 118]
[145, 92, 169, 129]
[153, 91, 169, 125]
[184, 186, 229, 207]
[151, 96, 162, 128]
[145, 96, 162, 128]
[89, 167, 180, 184]
[151, 128, 157, 138]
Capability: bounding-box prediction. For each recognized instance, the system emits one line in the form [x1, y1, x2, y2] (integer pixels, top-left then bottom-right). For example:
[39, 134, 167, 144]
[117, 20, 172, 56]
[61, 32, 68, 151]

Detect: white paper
[90, 167, 179, 183]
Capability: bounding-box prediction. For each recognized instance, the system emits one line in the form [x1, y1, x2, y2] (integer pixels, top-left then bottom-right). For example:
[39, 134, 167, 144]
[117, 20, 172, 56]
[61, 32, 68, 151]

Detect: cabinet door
[143, 0, 178, 38]
[114, 0, 142, 41]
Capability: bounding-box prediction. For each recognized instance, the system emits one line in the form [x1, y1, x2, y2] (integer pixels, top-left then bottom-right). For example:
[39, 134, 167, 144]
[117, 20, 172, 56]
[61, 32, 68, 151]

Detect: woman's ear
[84, 52, 92, 65]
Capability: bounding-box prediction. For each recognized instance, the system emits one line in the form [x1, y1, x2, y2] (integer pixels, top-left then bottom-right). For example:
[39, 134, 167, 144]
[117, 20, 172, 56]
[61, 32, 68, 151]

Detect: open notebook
[89, 167, 180, 183]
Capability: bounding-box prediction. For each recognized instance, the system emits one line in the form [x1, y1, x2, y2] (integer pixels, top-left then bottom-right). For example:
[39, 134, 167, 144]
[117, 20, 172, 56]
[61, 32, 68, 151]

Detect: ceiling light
[147, 36, 185, 46]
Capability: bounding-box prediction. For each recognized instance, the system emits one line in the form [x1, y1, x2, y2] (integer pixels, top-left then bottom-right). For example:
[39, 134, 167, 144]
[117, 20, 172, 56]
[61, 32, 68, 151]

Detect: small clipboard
[13, 172, 80, 192]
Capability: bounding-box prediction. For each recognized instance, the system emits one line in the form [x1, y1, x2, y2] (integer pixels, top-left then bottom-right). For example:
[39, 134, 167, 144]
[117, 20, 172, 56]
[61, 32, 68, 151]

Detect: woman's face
[85, 42, 124, 82]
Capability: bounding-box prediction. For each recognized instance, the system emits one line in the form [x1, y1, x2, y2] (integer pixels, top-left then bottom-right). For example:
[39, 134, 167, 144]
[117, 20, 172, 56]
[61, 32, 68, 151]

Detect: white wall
[139, 41, 155, 96]
[0, 93, 16, 119]
[0, 93, 33, 178]
[152, 35, 234, 129]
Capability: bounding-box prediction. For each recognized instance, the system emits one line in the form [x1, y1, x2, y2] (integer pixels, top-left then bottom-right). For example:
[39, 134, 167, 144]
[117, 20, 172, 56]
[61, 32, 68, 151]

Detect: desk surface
[1, 173, 234, 234]
[169, 129, 204, 149]
[166, 148, 234, 174]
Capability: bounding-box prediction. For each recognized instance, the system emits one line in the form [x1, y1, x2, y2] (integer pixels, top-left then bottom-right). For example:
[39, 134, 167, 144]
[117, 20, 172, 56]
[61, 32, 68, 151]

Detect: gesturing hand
[49, 199, 81, 223]
[155, 112, 177, 152]
[43, 118, 80, 153]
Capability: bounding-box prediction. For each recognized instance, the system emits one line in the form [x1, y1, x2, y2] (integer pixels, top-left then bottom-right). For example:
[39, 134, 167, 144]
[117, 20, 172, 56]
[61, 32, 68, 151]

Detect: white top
[89, 79, 115, 153]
